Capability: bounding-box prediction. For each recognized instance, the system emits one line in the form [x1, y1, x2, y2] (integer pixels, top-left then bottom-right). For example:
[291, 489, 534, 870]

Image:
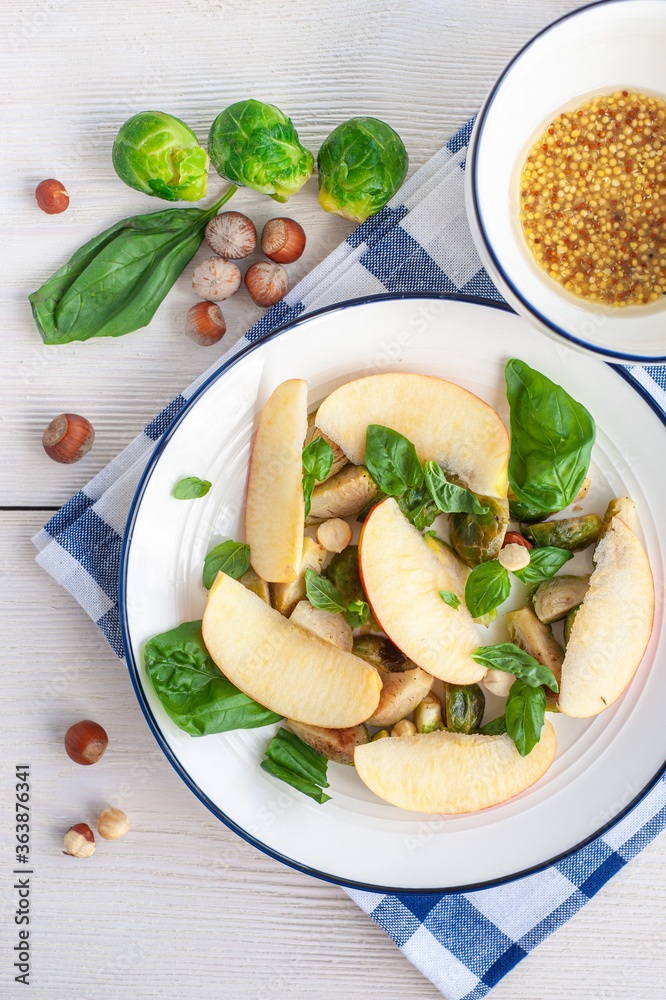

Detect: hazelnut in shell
[185, 301, 226, 346]
[244, 260, 289, 308]
[35, 178, 69, 214]
[63, 823, 95, 858]
[192, 257, 241, 301]
[42, 413, 94, 464]
[97, 807, 130, 840]
[205, 211, 257, 259]
[261, 217, 306, 264]
[64, 719, 108, 765]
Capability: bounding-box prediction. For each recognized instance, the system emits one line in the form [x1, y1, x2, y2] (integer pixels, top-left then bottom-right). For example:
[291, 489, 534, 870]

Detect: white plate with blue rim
[120, 293, 666, 893]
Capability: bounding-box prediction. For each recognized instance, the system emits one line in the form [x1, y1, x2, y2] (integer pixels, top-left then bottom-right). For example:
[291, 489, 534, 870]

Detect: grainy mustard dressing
[520, 90, 666, 307]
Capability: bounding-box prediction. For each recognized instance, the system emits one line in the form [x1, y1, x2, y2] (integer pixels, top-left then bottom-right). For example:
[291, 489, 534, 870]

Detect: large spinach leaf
[144, 620, 281, 737]
[30, 188, 236, 344]
[505, 359, 595, 515]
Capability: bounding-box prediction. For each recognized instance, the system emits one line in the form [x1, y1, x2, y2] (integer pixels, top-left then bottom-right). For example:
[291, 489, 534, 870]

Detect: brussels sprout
[306, 465, 379, 525]
[324, 546, 379, 631]
[522, 514, 602, 552]
[602, 497, 637, 534]
[285, 719, 369, 764]
[239, 567, 271, 605]
[450, 496, 509, 567]
[445, 683, 485, 734]
[352, 634, 412, 672]
[371, 729, 390, 741]
[531, 575, 590, 624]
[563, 605, 580, 645]
[317, 117, 408, 223]
[208, 100, 314, 202]
[414, 692, 444, 734]
[506, 606, 563, 711]
[112, 111, 209, 202]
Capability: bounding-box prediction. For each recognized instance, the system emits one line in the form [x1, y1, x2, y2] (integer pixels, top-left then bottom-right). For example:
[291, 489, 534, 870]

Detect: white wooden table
[3, 1, 666, 997]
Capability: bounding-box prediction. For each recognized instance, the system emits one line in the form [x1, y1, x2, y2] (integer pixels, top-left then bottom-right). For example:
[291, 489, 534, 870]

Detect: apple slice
[315, 372, 509, 498]
[359, 498, 485, 684]
[558, 516, 654, 718]
[245, 378, 307, 583]
[202, 573, 381, 727]
[354, 723, 556, 813]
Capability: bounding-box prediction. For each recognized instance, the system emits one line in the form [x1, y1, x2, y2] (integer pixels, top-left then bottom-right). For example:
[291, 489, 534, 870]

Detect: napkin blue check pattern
[33, 118, 666, 1000]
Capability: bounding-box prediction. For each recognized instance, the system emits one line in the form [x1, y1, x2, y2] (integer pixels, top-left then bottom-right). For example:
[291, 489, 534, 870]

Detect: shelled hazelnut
[64, 720, 108, 765]
[244, 260, 289, 307]
[97, 808, 130, 840]
[63, 823, 95, 858]
[261, 217, 306, 264]
[35, 178, 69, 214]
[502, 532, 532, 550]
[205, 211, 257, 259]
[42, 413, 94, 464]
[185, 301, 226, 346]
[192, 257, 241, 301]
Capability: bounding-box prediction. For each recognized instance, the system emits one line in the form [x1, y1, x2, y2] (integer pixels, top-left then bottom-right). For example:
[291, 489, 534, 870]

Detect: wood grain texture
[2, 1, 666, 997]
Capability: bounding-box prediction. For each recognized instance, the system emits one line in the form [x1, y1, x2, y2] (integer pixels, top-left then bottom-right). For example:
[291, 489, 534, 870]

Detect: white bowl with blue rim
[466, 0, 666, 363]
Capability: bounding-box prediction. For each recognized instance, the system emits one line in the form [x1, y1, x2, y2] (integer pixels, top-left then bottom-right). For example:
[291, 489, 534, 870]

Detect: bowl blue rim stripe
[467, 0, 666, 365]
[119, 290, 666, 895]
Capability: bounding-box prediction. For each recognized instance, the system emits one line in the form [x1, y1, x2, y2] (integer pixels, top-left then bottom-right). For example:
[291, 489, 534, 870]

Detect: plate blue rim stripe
[119, 290, 666, 895]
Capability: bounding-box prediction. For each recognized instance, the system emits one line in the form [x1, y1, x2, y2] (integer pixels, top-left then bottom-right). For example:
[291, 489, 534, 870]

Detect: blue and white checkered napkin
[33, 118, 666, 999]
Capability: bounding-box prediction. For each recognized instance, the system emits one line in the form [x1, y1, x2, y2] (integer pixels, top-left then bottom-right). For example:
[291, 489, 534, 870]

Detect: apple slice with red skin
[354, 723, 557, 813]
[358, 497, 485, 684]
[315, 372, 509, 499]
[245, 379, 307, 583]
[202, 573, 381, 727]
[559, 516, 654, 718]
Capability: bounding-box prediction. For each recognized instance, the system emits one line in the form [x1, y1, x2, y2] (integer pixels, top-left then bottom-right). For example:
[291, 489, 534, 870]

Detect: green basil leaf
[464, 561, 510, 618]
[305, 569, 346, 613]
[302, 436, 334, 481]
[478, 715, 508, 736]
[260, 759, 331, 803]
[303, 473, 316, 520]
[265, 729, 329, 786]
[203, 540, 250, 590]
[505, 359, 596, 514]
[346, 599, 369, 628]
[364, 424, 424, 496]
[144, 620, 281, 736]
[512, 546, 573, 585]
[471, 643, 559, 692]
[29, 188, 236, 345]
[173, 477, 211, 500]
[505, 679, 546, 756]
[439, 590, 461, 610]
[424, 461, 489, 514]
[395, 487, 439, 530]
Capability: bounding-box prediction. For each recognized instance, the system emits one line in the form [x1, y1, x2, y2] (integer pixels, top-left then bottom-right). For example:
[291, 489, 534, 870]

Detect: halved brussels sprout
[285, 719, 369, 764]
[602, 497, 637, 534]
[367, 667, 433, 727]
[531, 575, 590, 624]
[306, 465, 378, 525]
[317, 117, 408, 223]
[563, 605, 580, 645]
[445, 683, 485, 733]
[208, 100, 314, 202]
[506, 606, 563, 711]
[450, 496, 509, 567]
[112, 111, 209, 201]
[352, 634, 412, 672]
[522, 514, 602, 552]
[414, 692, 444, 734]
[239, 567, 271, 604]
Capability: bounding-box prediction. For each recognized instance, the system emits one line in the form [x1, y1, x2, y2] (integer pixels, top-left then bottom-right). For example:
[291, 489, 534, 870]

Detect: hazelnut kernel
[391, 720, 417, 738]
[261, 217, 306, 264]
[192, 257, 241, 301]
[185, 301, 226, 346]
[63, 823, 95, 857]
[97, 807, 130, 840]
[42, 413, 94, 464]
[498, 543, 531, 572]
[244, 260, 289, 307]
[502, 531, 533, 551]
[205, 212, 257, 259]
[35, 178, 69, 214]
[316, 518, 353, 553]
[64, 720, 108, 765]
